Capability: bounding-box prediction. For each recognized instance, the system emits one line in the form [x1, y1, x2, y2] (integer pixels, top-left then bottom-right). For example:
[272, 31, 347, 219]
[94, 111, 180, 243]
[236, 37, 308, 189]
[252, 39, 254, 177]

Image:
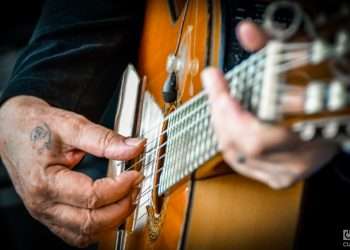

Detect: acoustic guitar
[99, 1, 350, 249]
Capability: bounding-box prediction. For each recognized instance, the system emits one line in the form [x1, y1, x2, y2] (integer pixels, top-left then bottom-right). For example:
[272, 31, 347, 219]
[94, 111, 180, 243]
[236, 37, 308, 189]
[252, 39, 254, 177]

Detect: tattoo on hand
[30, 123, 52, 154]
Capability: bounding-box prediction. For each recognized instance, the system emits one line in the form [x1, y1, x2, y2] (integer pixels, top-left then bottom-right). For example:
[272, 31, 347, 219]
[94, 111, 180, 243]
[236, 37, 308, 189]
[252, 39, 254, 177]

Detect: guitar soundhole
[167, 0, 187, 22]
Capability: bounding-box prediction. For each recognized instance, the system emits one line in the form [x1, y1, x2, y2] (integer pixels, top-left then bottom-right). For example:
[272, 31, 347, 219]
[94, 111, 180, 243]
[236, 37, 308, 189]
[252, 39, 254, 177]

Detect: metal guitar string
[110, 45, 317, 212]
[121, 48, 312, 180]
[118, 44, 312, 174]
[138, 44, 310, 145]
[126, 44, 336, 219]
[125, 49, 315, 204]
[124, 44, 307, 160]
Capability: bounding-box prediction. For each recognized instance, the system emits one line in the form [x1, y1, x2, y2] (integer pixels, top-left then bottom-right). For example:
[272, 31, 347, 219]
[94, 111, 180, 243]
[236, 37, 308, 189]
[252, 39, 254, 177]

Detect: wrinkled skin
[201, 21, 339, 189]
[0, 20, 340, 248]
[0, 96, 145, 247]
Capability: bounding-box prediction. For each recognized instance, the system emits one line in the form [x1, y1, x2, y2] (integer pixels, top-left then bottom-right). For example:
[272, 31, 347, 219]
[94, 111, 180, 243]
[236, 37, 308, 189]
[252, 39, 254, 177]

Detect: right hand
[0, 96, 145, 247]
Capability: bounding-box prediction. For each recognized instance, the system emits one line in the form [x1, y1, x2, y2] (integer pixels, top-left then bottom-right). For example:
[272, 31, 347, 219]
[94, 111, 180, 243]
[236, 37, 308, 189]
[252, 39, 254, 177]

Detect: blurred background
[0, 1, 43, 96]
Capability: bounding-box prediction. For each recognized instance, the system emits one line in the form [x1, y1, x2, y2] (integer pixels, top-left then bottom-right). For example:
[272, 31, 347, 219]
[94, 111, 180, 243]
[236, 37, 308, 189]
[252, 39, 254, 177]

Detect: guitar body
[98, 1, 306, 250]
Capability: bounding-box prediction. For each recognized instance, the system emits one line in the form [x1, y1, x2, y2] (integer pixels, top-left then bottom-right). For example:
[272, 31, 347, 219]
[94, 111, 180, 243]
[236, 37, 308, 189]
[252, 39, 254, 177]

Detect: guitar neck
[157, 37, 350, 195]
[157, 50, 267, 195]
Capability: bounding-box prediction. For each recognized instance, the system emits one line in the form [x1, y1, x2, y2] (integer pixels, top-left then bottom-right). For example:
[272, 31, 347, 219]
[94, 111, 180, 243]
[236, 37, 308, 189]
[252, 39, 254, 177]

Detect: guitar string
[120, 46, 311, 173]
[128, 42, 308, 217]
[124, 44, 310, 153]
[125, 42, 341, 222]
[122, 68, 307, 177]
[134, 128, 217, 208]
[123, 49, 266, 170]
[127, 108, 213, 187]
[128, 108, 215, 203]
[134, 127, 217, 208]
[124, 47, 317, 212]
[109, 45, 314, 198]
[126, 54, 316, 198]
[125, 81, 315, 191]
[122, 44, 308, 156]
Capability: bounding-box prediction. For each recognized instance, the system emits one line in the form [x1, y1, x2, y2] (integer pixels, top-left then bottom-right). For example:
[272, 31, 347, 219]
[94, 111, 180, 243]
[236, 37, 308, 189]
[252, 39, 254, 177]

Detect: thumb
[57, 113, 145, 160]
[236, 20, 267, 52]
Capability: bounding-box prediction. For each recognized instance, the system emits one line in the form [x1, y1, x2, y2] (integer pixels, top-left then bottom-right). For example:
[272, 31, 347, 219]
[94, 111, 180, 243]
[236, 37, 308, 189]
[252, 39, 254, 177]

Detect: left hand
[201, 21, 339, 189]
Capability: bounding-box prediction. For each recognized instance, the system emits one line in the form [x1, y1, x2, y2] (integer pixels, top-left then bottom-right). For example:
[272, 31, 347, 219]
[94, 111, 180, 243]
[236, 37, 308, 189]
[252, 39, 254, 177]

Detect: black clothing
[0, 0, 349, 249]
[0, 0, 144, 249]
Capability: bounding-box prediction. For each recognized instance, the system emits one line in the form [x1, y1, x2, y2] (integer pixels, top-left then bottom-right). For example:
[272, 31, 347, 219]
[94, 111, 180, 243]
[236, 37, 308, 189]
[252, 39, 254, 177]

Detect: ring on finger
[236, 153, 246, 164]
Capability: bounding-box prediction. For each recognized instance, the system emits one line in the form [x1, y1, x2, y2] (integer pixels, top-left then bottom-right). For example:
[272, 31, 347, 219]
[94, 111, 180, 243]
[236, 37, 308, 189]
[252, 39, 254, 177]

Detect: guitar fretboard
[158, 49, 266, 195]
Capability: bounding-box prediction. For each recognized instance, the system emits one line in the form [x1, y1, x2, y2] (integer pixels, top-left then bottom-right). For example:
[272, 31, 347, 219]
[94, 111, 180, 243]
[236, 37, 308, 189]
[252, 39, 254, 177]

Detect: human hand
[201, 21, 339, 189]
[0, 96, 145, 247]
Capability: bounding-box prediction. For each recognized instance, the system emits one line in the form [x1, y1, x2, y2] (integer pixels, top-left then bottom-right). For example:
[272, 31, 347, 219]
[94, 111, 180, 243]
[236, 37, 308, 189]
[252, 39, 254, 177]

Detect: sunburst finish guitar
[99, 1, 350, 249]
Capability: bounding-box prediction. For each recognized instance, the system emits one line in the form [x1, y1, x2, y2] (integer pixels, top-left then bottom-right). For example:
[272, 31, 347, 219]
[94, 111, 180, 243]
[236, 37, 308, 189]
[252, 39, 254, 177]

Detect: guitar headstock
[257, 1, 350, 142]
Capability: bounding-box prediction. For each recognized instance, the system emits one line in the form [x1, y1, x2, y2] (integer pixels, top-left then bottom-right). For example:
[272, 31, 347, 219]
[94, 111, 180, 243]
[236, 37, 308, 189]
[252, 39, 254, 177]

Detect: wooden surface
[123, 182, 191, 250]
[100, 0, 305, 249]
[99, 1, 212, 250]
[185, 174, 303, 250]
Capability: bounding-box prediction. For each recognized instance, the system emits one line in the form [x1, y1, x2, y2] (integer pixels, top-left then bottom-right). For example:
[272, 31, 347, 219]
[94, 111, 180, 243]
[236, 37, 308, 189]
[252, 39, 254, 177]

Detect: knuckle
[215, 95, 231, 112]
[75, 234, 91, 248]
[268, 177, 294, 190]
[80, 210, 96, 236]
[70, 115, 88, 132]
[86, 185, 100, 209]
[218, 139, 231, 153]
[25, 198, 49, 220]
[27, 178, 50, 198]
[267, 180, 284, 190]
[242, 136, 263, 158]
[293, 160, 307, 173]
[222, 149, 236, 165]
[31, 181, 48, 195]
[98, 129, 115, 149]
[26, 202, 41, 219]
[74, 114, 88, 124]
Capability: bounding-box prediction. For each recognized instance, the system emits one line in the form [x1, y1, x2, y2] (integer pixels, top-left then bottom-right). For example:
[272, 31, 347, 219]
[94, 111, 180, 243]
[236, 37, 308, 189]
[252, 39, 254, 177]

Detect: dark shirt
[0, 0, 144, 122]
[0, 1, 144, 249]
[0, 0, 349, 250]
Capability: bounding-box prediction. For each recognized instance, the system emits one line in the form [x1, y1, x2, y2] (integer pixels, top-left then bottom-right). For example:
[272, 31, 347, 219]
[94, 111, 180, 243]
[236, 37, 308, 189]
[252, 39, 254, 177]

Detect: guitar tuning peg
[305, 81, 326, 114]
[322, 122, 339, 139]
[300, 123, 316, 141]
[327, 79, 347, 111]
[335, 30, 350, 57]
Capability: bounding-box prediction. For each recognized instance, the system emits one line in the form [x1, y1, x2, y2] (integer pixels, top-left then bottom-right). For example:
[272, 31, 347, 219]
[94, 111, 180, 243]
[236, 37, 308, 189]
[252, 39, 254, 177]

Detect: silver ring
[236, 154, 246, 164]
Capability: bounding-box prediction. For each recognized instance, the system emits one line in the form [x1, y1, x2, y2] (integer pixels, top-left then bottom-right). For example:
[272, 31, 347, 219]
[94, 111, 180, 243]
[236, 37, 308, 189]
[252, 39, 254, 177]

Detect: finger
[202, 67, 298, 157]
[48, 166, 142, 208]
[49, 223, 97, 248]
[236, 20, 267, 52]
[201, 67, 255, 151]
[201, 67, 254, 124]
[237, 158, 297, 189]
[222, 147, 276, 187]
[54, 111, 145, 160]
[223, 147, 296, 189]
[254, 139, 339, 183]
[46, 193, 135, 237]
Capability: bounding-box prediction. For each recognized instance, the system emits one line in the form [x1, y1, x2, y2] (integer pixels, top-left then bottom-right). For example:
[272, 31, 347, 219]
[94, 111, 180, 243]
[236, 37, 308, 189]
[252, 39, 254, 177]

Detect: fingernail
[125, 137, 145, 146]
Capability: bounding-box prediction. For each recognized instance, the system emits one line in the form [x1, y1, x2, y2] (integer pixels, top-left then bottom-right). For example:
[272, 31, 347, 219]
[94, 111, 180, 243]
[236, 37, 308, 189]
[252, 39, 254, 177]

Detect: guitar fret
[158, 50, 266, 195]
